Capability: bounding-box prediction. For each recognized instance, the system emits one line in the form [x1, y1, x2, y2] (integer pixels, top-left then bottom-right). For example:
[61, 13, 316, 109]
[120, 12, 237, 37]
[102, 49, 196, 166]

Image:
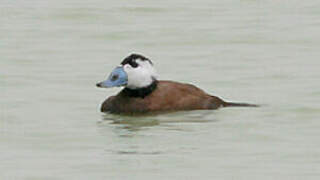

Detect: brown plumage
[101, 80, 257, 115]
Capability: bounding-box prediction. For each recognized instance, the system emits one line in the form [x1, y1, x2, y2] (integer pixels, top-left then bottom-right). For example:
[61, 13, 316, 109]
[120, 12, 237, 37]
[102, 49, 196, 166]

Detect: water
[1, 0, 320, 179]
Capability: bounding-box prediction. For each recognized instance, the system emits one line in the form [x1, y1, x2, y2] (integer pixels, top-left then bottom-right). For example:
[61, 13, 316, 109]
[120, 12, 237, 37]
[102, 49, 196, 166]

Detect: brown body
[101, 80, 256, 114]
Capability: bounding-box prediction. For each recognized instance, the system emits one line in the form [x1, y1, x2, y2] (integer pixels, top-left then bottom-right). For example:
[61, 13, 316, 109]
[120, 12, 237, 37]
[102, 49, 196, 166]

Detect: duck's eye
[130, 61, 138, 68]
[111, 74, 119, 81]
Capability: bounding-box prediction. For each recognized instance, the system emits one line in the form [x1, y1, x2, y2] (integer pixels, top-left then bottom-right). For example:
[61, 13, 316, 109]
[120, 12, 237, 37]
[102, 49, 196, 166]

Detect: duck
[96, 53, 258, 115]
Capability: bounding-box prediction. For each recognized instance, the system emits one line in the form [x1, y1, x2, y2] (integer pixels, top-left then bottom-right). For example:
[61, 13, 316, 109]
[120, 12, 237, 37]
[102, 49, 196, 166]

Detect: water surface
[1, 0, 320, 179]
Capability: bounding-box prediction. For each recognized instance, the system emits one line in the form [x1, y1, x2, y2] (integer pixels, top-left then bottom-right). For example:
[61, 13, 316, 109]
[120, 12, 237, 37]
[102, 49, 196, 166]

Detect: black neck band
[122, 80, 158, 98]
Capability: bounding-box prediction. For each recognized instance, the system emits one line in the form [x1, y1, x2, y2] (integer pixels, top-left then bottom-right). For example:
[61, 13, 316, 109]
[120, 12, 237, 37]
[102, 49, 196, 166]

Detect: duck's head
[96, 54, 157, 89]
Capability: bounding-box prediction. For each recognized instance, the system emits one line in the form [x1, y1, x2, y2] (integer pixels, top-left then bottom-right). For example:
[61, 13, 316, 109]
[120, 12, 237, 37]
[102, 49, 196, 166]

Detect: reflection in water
[96, 110, 218, 156]
[100, 114, 160, 132]
[98, 110, 218, 132]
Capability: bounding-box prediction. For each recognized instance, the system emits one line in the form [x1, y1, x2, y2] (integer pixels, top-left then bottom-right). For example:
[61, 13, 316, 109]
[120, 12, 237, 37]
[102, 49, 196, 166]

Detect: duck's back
[101, 80, 226, 114]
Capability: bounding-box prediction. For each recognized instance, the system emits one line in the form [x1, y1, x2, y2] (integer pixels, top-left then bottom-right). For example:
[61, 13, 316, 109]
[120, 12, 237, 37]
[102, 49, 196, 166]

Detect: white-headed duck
[96, 54, 258, 115]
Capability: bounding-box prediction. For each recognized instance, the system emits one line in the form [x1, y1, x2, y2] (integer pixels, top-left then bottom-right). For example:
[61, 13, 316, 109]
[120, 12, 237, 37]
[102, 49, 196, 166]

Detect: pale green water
[1, 0, 320, 179]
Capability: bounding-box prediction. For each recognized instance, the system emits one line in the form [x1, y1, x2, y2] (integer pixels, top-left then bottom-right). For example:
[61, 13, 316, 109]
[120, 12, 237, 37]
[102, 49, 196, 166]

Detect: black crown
[121, 54, 152, 68]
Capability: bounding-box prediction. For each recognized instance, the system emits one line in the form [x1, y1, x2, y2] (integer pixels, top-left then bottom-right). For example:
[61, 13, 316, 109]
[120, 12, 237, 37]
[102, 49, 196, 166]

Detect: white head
[123, 56, 157, 89]
[96, 54, 158, 89]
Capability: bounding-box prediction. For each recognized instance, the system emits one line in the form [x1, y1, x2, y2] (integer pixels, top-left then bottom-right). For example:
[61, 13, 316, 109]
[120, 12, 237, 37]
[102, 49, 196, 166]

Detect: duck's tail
[224, 102, 259, 107]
